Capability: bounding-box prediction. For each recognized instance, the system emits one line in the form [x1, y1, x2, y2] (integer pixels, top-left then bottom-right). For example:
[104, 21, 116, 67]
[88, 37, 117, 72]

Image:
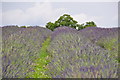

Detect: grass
[26, 36, 51, 78]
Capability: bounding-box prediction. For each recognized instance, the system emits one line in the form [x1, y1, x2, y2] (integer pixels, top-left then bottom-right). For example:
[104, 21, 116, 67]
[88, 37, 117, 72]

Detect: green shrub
[20, 26, 26, 28]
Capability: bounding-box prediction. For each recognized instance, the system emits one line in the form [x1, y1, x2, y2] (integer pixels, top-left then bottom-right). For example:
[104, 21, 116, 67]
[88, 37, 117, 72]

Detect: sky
[0, 0, 119, 28]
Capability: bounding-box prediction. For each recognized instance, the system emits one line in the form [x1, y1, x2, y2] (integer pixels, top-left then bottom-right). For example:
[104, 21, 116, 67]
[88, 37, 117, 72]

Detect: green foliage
[20, 26, 26, 28]
[46, 14, 78, 31]
[46, 22, 55, 31]
[27, 26, 33, 28]
[77, 21, 97, 30]
[26, 37, 51, 78]
[84, 21, 97, 28]
[45, 14, 97, 31]
[77, 23, 85, 30]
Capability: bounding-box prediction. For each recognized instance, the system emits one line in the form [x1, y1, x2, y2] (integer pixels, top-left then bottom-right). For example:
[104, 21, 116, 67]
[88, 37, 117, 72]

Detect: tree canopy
[46, 14, 97, 31]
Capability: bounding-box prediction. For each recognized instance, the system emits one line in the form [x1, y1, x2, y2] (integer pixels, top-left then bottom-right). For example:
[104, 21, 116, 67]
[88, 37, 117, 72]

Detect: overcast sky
[1, 0, 119, 28]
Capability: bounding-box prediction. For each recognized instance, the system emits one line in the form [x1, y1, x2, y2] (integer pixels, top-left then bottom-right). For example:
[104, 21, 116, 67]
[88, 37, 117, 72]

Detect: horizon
[1, 25, 119, 29]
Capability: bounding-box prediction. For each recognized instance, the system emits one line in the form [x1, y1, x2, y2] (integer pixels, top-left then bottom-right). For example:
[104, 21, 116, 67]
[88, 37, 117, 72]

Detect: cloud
[2, 2, 68, 26]
[112, 15, 118, 21]
[72, 13, 103, 25]
[2, 2, 110, 27]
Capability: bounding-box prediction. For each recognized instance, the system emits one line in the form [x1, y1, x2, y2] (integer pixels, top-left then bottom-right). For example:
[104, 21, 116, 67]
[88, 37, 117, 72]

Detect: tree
[45, 14, 97, 31]
[46, 14, 78, 31]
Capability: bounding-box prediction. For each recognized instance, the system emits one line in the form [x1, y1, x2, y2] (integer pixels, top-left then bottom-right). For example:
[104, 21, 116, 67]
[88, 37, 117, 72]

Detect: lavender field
[2, 26, 119, 78]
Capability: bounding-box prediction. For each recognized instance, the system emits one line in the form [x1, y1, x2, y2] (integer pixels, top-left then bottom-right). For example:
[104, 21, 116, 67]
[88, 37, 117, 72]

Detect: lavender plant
[2, 26, 118, 78]
[46, 27, 118, 78]
[2, 27, 52, 78]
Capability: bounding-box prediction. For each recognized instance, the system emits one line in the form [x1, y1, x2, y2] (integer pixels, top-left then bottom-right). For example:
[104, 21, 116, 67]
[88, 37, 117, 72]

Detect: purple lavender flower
[89, 65, 95, 72]
[80, 66, 88, 72]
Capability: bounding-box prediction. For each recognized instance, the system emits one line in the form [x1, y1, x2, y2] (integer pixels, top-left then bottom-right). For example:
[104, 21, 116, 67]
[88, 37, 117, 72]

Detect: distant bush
[77, 21, 97, 30]
[45, 14, 97, 31]
[20, 26, 26, 28]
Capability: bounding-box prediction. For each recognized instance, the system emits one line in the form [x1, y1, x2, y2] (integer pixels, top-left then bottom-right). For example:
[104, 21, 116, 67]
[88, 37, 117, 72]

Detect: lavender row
[2, 27, 52, 78]
[46, 27, 118, 78]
